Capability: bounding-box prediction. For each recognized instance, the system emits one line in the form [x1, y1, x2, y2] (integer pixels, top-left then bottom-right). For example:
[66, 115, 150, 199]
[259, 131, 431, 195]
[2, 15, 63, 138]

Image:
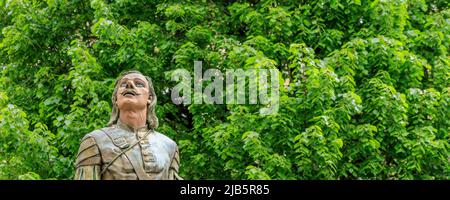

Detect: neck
[118, 108, 147, 129]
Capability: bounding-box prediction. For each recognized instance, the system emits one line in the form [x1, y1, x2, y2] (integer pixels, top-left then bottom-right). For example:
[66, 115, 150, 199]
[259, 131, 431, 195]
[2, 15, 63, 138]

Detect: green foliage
[0, 0, 449, 180]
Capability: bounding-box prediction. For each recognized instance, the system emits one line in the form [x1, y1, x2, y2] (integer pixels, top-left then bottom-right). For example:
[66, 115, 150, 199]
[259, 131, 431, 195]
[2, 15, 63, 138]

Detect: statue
[74, 70, 182, 180]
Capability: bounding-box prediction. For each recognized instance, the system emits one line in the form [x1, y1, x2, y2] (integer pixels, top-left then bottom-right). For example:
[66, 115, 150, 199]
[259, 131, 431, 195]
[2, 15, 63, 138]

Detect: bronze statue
[74, 71, 182, 180]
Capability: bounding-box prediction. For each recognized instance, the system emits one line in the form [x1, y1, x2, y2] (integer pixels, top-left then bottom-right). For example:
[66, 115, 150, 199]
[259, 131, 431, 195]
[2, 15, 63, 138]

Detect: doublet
[74, 120, 181, 180]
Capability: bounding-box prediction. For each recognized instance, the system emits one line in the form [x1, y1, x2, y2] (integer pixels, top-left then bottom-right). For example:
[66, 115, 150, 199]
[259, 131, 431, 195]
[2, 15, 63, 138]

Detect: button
[142, 151, 149, 156]
[143, 156, 151, 162]
[137, 131, 147, 139]
[140, 140, 146, 145]
[143, 155, 154, 162]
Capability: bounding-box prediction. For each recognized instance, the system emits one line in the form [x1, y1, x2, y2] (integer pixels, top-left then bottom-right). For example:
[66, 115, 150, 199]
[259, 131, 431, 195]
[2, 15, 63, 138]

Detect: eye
[136, 82, 145, 87]
[120, 82, 127, 87]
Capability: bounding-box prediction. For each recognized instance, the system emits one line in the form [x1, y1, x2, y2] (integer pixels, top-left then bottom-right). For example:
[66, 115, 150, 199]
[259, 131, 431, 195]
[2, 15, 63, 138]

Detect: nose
[125, 80, 136, 89]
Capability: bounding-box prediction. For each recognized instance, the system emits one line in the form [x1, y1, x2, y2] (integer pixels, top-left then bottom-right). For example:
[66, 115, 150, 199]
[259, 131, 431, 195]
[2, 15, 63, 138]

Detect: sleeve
[168, 146, 183, 180]
[74, 136, 102, 180]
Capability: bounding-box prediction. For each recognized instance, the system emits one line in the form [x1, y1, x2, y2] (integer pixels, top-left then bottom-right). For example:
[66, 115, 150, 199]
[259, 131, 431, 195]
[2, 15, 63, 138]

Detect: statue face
[116, 73, 150, 111]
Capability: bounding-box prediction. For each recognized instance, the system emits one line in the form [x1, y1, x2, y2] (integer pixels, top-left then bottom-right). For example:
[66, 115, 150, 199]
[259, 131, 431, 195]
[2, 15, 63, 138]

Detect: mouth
[121, 90, 140, 97]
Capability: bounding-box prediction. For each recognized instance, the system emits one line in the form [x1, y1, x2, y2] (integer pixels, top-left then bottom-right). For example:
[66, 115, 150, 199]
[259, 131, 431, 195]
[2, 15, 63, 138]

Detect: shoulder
[153, 131, 178, 150]
[76, 129, 108, 167]
[81, 128, 109, 142]
[77, 128, 111, 157]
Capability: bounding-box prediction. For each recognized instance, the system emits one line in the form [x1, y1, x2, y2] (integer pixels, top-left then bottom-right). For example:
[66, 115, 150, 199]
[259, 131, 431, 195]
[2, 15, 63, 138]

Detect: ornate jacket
[74, 120, 181, 180]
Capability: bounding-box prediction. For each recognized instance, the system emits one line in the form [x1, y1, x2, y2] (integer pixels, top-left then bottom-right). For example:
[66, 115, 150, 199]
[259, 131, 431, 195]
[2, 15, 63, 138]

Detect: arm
[74, 137, 102, 180]
[168, 146, 183, 180]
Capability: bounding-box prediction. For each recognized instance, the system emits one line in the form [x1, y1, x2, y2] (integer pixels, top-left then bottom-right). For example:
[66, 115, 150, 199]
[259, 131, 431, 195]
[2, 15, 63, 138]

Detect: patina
[74, 71, 182, 180]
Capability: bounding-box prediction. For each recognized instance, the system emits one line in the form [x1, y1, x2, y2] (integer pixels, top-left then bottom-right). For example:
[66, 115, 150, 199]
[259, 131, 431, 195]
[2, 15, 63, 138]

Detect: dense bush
[0, 0, 448, 180]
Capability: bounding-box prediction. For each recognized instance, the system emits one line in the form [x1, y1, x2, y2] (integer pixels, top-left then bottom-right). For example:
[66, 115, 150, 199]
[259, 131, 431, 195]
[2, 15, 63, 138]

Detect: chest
[96, 131, 172, 178]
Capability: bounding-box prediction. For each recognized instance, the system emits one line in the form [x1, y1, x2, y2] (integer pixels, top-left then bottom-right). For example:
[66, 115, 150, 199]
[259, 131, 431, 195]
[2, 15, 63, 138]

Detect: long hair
[107, 70, 159, 130]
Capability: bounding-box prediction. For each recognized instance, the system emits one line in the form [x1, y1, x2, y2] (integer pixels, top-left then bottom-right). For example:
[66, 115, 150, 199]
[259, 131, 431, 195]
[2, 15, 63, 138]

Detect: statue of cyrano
[74, 70, 182, 180]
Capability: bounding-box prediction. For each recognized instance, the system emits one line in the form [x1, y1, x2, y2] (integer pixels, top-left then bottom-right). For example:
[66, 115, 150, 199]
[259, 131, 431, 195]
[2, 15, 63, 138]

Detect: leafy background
[0, 0, 448, 180]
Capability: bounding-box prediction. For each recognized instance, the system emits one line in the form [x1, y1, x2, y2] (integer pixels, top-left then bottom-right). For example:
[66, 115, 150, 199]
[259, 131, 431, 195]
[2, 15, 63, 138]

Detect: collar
[116, 119, 148, 133]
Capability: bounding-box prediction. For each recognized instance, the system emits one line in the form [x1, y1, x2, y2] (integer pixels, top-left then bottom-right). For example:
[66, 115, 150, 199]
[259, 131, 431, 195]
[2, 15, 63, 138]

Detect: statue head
[107, 70, 158, 130]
